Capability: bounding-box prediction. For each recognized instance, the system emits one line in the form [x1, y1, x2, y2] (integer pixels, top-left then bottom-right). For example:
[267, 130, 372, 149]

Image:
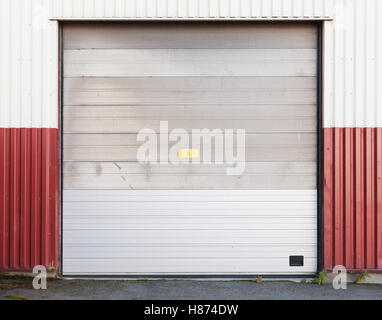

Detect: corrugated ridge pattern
[323, 128, 382, 271]
[0, 128, 59, 271]
[50, 0, 334, 19]
[1, 0, 382, 129]
[323, 0, 382, 128]
[0, 0, 58, 129]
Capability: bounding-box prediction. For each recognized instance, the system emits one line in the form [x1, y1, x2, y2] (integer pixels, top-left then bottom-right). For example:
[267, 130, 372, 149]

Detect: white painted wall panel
[46, 0, 334, 19]
[63, 190, 317, 275]
[323, 0, 382, 127]
[0, 0, 58, 128]
[0, 0, 11, 127]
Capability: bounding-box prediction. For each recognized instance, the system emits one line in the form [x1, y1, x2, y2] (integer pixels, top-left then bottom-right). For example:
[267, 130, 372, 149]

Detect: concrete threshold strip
[3, 272, 382, 284]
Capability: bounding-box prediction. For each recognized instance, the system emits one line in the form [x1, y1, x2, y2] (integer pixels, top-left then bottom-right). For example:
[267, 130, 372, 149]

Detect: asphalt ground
[1, 276, 382, 300]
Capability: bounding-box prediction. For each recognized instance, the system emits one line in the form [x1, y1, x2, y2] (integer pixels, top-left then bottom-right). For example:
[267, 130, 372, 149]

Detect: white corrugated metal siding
[50, 0, 333, 19]
[1, 0, 381, 128]
[0, 0, 58, 128]
[323, 0, 382, 128]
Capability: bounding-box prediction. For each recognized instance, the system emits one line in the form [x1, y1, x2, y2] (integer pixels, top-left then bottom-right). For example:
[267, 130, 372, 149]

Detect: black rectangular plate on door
[290, 256, 304, 267]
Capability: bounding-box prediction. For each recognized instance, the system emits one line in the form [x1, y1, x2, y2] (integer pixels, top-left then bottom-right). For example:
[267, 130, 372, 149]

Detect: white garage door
[63, 23, 318, 276]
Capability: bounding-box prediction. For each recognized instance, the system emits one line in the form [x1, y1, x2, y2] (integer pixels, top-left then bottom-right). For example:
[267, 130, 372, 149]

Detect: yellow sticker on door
[178, 149, 199, 159]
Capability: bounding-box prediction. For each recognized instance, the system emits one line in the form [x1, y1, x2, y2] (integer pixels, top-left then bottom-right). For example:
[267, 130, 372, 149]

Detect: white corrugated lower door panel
[62, 23, 318, 276]
[63, 190, 317, 275]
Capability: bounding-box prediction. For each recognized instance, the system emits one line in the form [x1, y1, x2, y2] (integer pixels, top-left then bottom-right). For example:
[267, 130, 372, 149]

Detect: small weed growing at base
[313, 270, 327, 285]
[355, 270, 370, 284]
[252, 276, 263, 283]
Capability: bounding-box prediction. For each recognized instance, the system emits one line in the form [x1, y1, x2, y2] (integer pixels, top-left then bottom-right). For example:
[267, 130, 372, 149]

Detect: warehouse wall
[2, 0, 381, 129]
[321, 0, 382, 272]
[0, 0, 381, 273]
[0, 0, 59, 271]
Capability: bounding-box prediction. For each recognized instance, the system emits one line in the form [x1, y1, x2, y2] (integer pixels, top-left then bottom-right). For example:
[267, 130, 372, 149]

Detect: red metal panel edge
[354, 128, 365, 269]
[377, 128, 382, 268]
[323, 128, 334, 269]
[30, 129, 42, 268]
[41, 130, 50, 267]
[51, 129, 59, 271]
[41, 129, 59, 269]
[0, 128, 10, 269]
[20, 129, 31, 268]
[333, 128, 344, 266]
[365, 128, 376, 268]
[344, 128, 354, 268]
[9, 129, 21, 269]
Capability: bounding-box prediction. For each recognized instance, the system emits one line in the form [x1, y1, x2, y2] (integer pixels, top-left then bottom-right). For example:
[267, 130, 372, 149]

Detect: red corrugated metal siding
[0, 128, 59, 272]
[2, 126, 382, 273]
[323, 128, 382, 271]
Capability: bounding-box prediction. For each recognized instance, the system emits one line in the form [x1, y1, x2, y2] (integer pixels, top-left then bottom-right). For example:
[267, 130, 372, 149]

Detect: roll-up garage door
[63, 23, 318, 276]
